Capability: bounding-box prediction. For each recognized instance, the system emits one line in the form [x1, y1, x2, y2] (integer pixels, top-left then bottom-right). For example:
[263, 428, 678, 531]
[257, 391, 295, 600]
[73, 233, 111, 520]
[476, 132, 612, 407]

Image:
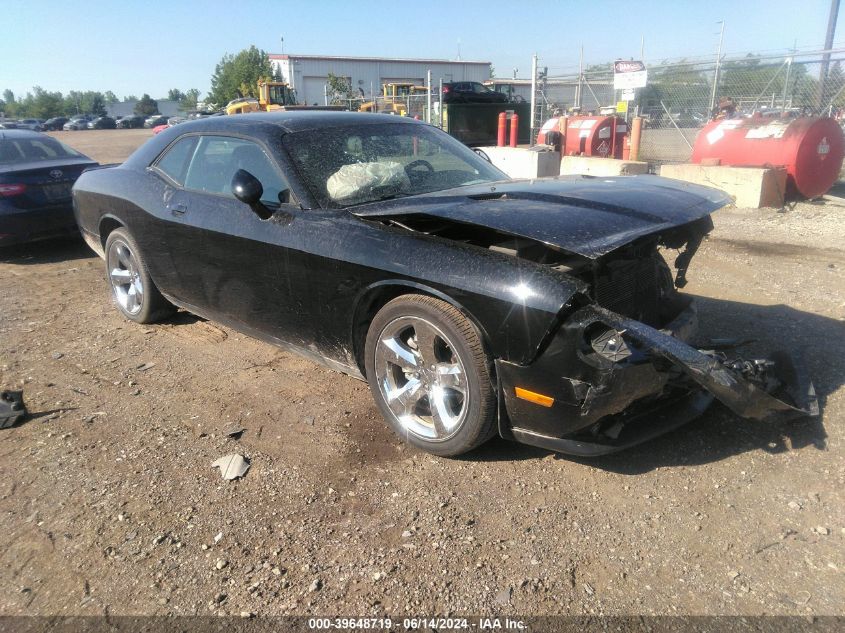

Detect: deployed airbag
[327, 161, 410, 202]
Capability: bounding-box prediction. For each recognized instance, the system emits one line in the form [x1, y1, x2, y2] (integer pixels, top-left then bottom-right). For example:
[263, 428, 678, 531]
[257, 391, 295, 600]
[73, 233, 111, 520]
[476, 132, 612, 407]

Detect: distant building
[106, 99, 183, 118]
[270, 54, 491, 105]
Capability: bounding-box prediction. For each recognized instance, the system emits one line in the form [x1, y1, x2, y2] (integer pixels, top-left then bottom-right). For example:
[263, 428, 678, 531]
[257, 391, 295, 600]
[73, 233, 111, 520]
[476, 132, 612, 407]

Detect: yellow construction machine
[225, 80, 298, 115]
[360, 82, 427, 116]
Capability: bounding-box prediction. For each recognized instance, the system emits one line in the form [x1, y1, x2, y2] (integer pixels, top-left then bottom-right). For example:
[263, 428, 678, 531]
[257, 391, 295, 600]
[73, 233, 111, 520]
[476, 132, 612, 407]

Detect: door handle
[168, 202, 187, 216]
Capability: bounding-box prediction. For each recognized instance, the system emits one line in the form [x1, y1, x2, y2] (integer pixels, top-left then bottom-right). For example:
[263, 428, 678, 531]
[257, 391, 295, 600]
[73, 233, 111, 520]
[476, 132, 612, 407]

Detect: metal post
[438, 78, 443, 129]
[709, 21, 725, 113]
[426, 69, 432, 124]
[819, 0, 841, 106]
[530, 53, 538, 144]
[782, 56, 793, 112]
[576, 46, 583, 109]
[324, 84, 328, 106]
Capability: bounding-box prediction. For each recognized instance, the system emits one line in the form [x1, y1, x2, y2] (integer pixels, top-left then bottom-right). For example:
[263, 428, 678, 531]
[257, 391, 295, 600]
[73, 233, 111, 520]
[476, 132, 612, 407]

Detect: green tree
[3, 89, 16, 116]
[91, 94, 107, 116]
[180, 88, 201, 110]
[104, 91, 119, 103]
[325, 72, 356, 106]
[209, 45, 273, 105]
[123, 94, 138, 102]
[134, 94, 159, 116]
[167, 88, 186, 102]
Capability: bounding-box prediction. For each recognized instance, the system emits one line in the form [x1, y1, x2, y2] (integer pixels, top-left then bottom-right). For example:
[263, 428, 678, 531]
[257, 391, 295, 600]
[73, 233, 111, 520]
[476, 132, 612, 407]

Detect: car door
[156, 134, 307, 342]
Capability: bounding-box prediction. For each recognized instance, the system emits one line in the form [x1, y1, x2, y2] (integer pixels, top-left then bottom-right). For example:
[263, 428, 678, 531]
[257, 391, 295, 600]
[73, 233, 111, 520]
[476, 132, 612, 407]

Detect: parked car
[44, 117, 69, 131]
[71, 112, 816, 457]
[144, 115, 169, 128]
[63, 115, 92, 131]
[441, 82, 509, 104]
[0, 121, 21, 129]
[116, 115, 145, 129]
[1, 130, 97, 245]
[167, 116, 186, 126]
[18, 119, 46, 131]
[87, 116, 116, 130]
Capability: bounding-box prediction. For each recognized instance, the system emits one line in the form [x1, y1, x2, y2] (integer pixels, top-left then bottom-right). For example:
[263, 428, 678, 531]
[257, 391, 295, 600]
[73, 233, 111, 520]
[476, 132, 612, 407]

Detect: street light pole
[709, 21, 726, 113]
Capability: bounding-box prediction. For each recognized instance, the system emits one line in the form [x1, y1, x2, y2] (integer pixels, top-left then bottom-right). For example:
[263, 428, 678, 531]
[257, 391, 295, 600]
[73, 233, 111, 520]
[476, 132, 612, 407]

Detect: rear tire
[104, 228, 174, 324]
[364, 295, 497, 456]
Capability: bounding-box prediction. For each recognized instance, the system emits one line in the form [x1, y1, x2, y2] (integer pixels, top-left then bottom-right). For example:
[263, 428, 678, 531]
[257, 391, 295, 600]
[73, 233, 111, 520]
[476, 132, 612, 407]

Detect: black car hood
[352, 175, 731, 258]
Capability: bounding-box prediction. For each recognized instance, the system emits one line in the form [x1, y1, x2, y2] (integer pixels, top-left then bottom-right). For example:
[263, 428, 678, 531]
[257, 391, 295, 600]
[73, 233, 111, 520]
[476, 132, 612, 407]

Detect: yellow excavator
[360, 82, 427, 116]
[225, 80, 298, 115]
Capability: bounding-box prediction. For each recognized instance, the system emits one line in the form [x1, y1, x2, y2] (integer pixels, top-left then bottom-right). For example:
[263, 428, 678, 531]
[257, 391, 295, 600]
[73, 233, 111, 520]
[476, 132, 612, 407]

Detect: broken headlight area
[496, 304, 818, 456]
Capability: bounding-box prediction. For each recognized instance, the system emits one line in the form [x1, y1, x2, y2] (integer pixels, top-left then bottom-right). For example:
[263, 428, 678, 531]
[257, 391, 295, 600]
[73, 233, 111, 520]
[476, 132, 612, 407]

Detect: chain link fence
[533, 48, 845, 163]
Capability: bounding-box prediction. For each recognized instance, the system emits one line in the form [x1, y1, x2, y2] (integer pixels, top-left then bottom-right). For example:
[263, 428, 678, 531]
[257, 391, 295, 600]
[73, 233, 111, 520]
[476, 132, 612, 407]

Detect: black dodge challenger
[72, 112, 817, 456]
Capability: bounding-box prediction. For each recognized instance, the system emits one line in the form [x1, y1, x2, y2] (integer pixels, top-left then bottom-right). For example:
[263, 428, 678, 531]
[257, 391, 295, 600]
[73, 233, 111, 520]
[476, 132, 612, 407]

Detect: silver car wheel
[107, 239, 144, 315]
[374, 316, 468, 441]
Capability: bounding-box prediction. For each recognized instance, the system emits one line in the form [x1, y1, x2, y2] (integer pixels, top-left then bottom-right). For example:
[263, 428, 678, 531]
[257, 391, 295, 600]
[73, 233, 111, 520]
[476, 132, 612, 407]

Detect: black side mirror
[231, 169, 272, 220]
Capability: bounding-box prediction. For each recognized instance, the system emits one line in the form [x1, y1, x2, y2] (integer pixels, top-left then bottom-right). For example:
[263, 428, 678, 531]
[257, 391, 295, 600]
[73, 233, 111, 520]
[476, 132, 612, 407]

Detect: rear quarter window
[153, 136, 198, 186]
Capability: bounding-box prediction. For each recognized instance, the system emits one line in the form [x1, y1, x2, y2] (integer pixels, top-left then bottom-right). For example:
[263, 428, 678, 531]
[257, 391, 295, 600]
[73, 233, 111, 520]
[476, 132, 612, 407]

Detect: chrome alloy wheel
[107, 239, 144, 315]
[374, 316, 468, 441]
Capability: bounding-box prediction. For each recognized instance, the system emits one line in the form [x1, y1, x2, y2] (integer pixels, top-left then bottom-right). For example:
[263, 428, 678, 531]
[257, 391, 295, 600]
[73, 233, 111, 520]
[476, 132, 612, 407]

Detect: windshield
[283, 122, 506, 208]
[0, 136, 85, 164]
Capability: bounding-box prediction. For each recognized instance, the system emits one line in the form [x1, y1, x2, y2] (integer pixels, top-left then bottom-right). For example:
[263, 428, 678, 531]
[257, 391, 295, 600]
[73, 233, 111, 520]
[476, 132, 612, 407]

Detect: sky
[1, 0, 842, 101]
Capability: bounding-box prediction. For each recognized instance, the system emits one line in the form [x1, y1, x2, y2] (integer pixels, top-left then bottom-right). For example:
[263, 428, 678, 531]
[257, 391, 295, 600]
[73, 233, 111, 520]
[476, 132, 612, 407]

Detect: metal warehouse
[270, 54, 491, 105]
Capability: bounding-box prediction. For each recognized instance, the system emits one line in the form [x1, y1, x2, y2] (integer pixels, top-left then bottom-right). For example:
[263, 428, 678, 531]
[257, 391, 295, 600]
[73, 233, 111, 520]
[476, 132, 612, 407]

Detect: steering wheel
[404, 159, 434, 174]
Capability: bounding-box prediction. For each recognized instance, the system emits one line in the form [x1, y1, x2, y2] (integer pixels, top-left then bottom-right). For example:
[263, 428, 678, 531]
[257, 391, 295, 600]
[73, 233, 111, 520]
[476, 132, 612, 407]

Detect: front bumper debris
[499, 304, 818, 456]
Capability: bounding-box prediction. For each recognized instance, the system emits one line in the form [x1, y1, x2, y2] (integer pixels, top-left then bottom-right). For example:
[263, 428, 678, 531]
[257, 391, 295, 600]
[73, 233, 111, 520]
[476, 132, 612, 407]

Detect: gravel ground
[0, 130, 843, 617]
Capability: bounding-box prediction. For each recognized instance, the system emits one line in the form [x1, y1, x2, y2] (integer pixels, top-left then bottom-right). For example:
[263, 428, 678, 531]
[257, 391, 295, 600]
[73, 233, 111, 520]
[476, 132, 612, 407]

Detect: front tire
[364, 295, 497, 456]
[104, 228, 173, 323]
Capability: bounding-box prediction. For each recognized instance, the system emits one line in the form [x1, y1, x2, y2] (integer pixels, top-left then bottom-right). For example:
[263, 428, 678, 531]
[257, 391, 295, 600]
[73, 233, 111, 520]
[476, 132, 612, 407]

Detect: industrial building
[269, 54, 491, 105]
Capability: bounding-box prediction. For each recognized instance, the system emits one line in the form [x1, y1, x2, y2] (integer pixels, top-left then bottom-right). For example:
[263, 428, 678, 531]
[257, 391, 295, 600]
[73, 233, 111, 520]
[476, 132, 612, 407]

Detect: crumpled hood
[352, 174, 731, 258]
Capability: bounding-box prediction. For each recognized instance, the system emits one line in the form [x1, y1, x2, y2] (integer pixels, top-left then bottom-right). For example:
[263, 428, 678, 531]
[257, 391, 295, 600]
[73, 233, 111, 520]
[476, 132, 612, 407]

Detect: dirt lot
[1, 130, 843, 618]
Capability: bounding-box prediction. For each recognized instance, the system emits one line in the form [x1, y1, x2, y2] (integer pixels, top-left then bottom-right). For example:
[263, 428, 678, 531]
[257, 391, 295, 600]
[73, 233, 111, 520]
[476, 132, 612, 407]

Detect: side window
[183, 136, 290, 204]
[154, 136, 197, 186]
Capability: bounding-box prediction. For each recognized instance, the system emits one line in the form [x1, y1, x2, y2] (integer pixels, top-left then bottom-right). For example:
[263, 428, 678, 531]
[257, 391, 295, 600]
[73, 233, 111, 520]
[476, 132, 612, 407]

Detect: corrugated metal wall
[272, 57, 490, 105]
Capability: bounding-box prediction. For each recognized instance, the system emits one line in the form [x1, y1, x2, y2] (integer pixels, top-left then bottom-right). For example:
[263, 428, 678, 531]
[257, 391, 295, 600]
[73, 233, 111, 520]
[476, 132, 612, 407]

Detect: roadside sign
[614, 60, 647, 90]
[616, 101, 629, 114]
[621, 88, 635, 101]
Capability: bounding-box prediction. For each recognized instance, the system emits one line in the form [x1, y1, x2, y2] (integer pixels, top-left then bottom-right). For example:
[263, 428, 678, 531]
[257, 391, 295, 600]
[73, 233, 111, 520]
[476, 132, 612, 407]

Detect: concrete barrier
[479, 146, 560, 179]
[659, 164, 787, 208]
[560, 156, 650, 177]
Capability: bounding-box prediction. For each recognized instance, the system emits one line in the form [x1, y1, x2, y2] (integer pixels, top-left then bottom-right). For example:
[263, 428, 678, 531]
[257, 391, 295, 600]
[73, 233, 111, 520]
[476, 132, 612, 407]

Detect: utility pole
[530, 54, 538, 143]
[819, 0, 840, 106]
[709, 21, 726, 113]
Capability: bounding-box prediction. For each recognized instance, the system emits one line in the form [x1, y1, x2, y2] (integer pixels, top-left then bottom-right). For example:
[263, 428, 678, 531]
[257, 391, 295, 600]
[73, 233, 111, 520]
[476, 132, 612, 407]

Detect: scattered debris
[0, 391, 27, 429]
[51, 352, 64, 360]
[583, 583, 595, 596]
[308, 578, 322, 592]
[223, 425, 245, 440]
[136, 362, 156, 372]
[728, 571, 740, 581]
[214, 532, 224, 543]
[812, 526, 830, 535]
[212, 454, 250, 480]
[494, 587, 512, 605]
[787, 501, 802, 511]
[215, 558, 228, 570]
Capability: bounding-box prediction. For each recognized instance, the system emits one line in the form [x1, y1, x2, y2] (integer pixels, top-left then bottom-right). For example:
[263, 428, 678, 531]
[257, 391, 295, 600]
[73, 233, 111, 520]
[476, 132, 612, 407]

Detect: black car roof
[123, 111, 423, 168]
[0, 129, 49, 140]
[175, 110, 420, 133]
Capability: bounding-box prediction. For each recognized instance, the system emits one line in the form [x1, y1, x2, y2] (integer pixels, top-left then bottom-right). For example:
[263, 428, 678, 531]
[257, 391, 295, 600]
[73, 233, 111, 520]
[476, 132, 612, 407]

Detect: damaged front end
[494, 223, 817, 457]
[497, 301, 818, 456]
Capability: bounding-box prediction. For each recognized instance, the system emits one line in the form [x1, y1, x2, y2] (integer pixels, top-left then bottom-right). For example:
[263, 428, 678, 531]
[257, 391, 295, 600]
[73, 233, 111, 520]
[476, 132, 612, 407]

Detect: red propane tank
[691, 116, 845, 199]
[537, 115, 627, 159]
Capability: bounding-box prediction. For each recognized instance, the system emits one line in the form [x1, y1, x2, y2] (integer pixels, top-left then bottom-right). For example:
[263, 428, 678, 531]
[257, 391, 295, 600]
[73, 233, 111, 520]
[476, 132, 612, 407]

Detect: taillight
[442, 85, 451, 93]
[0, 184, 26, 197]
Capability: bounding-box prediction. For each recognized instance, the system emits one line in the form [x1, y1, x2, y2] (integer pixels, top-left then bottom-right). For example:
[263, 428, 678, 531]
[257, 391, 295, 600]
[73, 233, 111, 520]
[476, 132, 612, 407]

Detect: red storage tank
[537, 115, 628, 159]
[691, 116, 845, 199]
